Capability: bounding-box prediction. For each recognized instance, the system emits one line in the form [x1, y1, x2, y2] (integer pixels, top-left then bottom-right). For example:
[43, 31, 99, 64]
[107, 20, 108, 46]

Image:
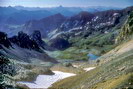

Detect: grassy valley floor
[49, 39, 133, 89]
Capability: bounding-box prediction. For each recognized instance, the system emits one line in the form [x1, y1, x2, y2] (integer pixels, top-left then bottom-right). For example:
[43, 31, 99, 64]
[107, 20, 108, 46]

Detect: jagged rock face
[9, 31, 40, 51]
[0, 54, 16, 88]
[65, 10, 120, 32]
[0, 32, 11, 48]
[23, 13, 66, 38]
[49, 7, 133, 40]
[59, 12, 95, 31]
[58, 10, 121, 32]
[30, 30, 46, 48]
[0, 31, 58, 63]
[49, 37, 70, 50]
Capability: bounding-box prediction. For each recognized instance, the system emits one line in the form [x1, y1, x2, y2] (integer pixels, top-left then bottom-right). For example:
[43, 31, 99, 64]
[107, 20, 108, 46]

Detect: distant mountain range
[0, 6, 132, 42]
[22, 6, 133, 50]
[0, 6, 52, 24]
[0, 5, 123, 37]
[14, 5, 122, 12]
[23, 6, 133, 37]
[0, 6, 122, 25]
[0, 6, 133, 50]
[14, 5, 122, 16]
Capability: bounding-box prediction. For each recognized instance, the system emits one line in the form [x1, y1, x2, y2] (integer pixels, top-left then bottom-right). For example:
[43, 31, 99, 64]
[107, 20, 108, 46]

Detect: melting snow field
[84, 67, 96, 72]
[18, 71, 76, 89]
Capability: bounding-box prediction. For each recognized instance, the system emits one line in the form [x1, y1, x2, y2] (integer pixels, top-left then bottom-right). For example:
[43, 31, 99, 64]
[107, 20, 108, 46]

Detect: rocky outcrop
[9, 31, 40, 51]
[0, 32, 11, 48]
[30, 30, 46, 49]
[0, 31, 57, 63]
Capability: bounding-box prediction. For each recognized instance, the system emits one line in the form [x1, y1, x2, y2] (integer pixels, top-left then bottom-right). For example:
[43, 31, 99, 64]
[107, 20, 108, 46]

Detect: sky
[0, 0, 133, 8]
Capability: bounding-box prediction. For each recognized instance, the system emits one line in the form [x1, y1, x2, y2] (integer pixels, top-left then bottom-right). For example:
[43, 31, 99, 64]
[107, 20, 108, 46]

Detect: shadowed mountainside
[0, 31, 58, 63]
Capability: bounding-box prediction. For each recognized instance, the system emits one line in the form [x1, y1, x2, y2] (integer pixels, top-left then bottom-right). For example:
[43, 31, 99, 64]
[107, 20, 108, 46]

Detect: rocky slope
[46, 6, 133, 51]
[49, 6, 133, 39]
[50, 11, 133, 89]
[116, 11, 133, 42]
[0, 31, 58, 88]
[0, 54, 17, 89]
[0, 31, 57, 63]
[22, 13, 66, 38]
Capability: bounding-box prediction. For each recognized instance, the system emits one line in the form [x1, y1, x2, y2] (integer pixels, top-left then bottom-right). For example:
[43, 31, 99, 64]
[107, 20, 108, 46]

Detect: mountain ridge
[0, 31, 58, 63]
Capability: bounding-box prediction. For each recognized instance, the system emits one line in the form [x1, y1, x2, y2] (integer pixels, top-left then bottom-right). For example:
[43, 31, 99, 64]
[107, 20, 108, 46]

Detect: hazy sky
[0, 0, 133, 7]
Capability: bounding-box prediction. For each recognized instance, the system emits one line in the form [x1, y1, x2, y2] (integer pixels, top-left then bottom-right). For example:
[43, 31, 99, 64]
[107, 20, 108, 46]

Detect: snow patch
[48, 29, 58, 38]
[18, 71, 76, 89]
[50, 31, 65, 39]
[87, 21, 91, 24]
[84, 67, 96, 72]
[73, 65, 79, 68]
[69, 27, 83, 32]
[92, 16, 99, 22]
[113, 13, 119, 16]
[94, 16, 99, 21]
[75, 31, 82, 36]
[74, 20, 79, 26]
[104, 31, 109, 34]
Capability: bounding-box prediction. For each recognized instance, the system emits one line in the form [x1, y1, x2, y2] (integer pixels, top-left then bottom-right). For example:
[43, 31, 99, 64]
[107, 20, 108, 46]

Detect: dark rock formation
[9, 31, 40, 51]
[30, 30, 46, 49]
[0, 32, 11, 48]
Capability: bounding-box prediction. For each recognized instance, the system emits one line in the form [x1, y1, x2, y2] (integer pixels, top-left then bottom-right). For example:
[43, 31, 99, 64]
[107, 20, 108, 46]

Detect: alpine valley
[0, 5, 133, 89]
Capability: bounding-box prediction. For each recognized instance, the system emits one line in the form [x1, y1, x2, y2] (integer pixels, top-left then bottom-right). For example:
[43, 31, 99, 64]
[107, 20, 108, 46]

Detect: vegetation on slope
[46, 47, 89, 61]
[0, 53, 54, 89]
[116, 11, 133, 42]
[50, 12, 133, 89]
[47, 31, 117, 61]
[13, 61, 54, 82]
[50, 45, 133, 89]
